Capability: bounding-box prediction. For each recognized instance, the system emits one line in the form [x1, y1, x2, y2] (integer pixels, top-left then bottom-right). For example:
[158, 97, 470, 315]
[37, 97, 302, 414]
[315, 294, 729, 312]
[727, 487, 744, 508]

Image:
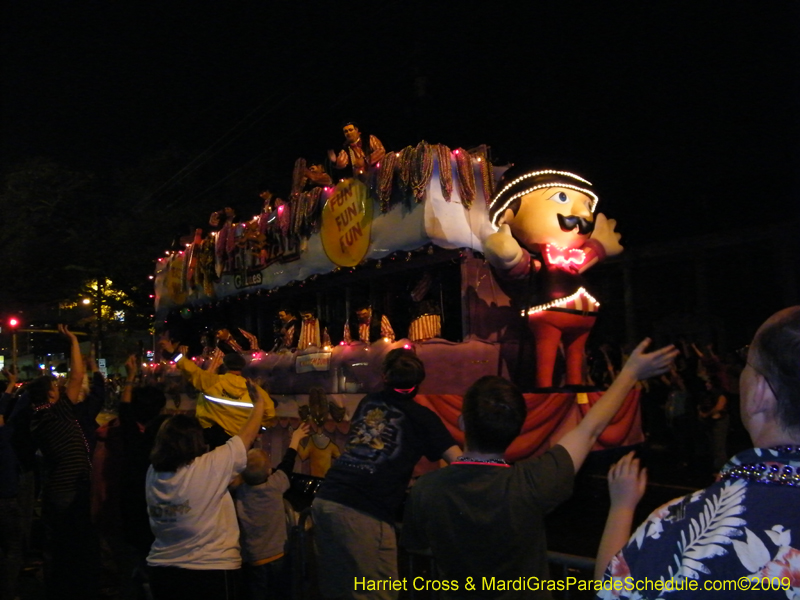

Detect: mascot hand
[483, 224, 524, 270]
[590, 213, 623, 257]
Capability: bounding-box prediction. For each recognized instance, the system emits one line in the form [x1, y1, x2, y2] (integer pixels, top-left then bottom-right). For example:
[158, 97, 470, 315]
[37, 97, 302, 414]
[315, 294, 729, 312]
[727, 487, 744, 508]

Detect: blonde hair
[242, 448, 270, 486]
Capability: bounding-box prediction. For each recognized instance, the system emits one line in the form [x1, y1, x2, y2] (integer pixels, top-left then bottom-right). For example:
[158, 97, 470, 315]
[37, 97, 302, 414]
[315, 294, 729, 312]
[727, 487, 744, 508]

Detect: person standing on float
[327, 121, 385, 180]
[484, 166, 623, 388]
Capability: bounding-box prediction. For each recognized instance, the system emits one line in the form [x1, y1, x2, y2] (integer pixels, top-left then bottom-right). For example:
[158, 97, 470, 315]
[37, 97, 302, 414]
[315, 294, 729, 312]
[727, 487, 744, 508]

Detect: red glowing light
[545, 244, 586, 268]
[8, 318, 19, 328]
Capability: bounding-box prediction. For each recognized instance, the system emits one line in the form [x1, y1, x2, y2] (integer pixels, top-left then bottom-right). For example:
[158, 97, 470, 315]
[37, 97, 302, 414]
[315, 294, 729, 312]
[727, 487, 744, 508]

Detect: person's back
[405, 446, 572, 595]
[403, 340, 678, 600]
[146, 423, 245, 570]
[234, 450, 291, 566]
[401, 376, 573, 599]
[146, 376, 268, 600]
[316, 386, 457, 523]
[312, 348, 460, 600]
[119, 386, 168, 555]
[234, 424, 309, 600]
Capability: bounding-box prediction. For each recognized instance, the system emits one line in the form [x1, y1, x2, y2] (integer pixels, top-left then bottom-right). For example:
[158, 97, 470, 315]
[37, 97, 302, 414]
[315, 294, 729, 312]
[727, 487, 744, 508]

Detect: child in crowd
[233, 422, 310, 600]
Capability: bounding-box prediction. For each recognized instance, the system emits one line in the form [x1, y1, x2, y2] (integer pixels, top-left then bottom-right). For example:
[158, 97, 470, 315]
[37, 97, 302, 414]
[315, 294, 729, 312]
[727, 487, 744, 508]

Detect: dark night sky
[2, 1, 798, 246]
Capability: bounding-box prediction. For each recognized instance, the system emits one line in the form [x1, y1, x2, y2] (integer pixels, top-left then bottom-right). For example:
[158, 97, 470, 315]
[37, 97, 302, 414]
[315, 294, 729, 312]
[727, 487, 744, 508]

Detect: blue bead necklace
[720, 446, 800, 486]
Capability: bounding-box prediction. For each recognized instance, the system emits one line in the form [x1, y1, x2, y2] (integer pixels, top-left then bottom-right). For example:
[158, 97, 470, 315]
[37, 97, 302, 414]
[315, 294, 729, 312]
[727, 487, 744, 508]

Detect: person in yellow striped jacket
[161, 340, 276, 441]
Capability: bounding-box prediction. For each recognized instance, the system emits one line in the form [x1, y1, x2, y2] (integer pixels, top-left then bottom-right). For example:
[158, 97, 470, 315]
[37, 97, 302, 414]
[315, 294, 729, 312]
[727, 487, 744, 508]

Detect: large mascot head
[488, 167, 599, 251]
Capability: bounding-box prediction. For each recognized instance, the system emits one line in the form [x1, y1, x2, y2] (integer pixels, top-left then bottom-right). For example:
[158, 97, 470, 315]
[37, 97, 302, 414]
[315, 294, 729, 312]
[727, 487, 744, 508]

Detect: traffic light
[7, 317, 19, 371]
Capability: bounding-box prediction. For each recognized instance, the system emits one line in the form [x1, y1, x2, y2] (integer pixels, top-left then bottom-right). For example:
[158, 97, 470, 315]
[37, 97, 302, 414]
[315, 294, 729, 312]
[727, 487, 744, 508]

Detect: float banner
[321, 179, 373, 267]
[296, 352, 332, 373]
[167, 253, 187, 305]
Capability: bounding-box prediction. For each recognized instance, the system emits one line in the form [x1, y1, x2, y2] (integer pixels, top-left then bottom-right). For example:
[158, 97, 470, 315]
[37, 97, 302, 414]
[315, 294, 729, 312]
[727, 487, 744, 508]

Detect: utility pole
[8, 317, 19, 373]
[95, 279, 104, 358]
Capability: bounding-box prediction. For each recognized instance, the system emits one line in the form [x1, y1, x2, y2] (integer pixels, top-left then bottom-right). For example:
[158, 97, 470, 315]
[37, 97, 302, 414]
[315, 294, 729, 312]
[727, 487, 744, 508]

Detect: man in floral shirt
[597, 306, 800, 599]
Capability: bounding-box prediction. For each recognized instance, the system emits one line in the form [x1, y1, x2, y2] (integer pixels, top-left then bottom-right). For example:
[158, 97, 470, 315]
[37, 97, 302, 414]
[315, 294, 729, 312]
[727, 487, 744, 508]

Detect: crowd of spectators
[0, 306, 796, 600]
[587, 337, 745, 477]
[593, 307, 800, 600]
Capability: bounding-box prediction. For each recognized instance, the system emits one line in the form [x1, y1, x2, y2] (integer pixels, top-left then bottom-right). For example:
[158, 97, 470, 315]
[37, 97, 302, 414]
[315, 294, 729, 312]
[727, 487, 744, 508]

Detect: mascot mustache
[558, 214, 595, 235]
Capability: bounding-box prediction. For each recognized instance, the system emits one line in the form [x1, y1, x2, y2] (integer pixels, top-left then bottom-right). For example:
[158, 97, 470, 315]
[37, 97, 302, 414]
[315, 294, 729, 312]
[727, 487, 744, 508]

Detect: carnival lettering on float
[320, 179, 373, 267]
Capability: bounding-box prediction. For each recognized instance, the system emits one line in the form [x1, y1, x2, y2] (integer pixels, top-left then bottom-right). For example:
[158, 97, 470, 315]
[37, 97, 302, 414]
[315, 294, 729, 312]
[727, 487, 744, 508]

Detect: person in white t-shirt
[146, 377, 267, 600]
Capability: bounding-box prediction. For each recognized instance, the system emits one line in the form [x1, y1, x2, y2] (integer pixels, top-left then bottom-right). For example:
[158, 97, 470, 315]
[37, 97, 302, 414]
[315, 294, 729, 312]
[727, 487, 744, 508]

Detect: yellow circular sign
[321, 179, 374, 267]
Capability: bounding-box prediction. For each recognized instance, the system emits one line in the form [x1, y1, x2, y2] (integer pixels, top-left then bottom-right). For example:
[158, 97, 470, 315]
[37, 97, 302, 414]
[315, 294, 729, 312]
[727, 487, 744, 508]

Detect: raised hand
[59, 324, 85, 403]
[595, 451, 647, 580]
[246, 378, 266, 405]
[608, 451, 647, 511]
[86, 346, 99, 373]
[124, 354, 138, 379]
[58, 323, 78, 342]
[2, 368, 17, 396]
[622, 339, 679, 381]
[291, 422, 311, 447]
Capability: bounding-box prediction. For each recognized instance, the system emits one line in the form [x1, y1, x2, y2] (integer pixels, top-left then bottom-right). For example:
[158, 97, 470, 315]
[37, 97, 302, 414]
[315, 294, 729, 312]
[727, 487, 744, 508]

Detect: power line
[137, 91, 287, 208]
[150, 0, 407, 209]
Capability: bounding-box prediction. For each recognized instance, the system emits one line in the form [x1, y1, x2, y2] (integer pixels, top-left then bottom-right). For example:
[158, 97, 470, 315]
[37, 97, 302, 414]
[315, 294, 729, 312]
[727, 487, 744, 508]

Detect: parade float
[153, 136, 641, 473]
